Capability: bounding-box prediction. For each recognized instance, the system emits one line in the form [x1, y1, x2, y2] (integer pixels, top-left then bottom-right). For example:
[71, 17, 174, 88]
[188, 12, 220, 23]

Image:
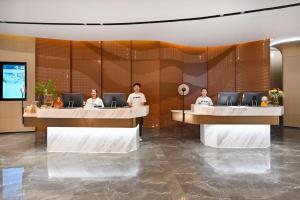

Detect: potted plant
[268, 88, 284, 106]
[35, 80, 57, 107]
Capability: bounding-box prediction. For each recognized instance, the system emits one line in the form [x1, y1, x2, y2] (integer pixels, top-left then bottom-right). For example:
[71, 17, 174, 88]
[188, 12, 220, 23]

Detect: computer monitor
[103, 93, 127, 108]
[217, 92, 240, 106]
[241, 92, 265, 106]
[61, 93, 83, 108]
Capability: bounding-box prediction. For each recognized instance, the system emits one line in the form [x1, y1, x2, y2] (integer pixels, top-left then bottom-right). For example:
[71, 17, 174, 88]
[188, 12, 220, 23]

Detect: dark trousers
[137, 117, 144, 137]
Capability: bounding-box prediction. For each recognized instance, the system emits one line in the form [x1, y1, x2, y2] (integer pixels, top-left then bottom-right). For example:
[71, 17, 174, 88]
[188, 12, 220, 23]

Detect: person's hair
[91, 89, 98, 93]
[133, 83, 141, 88]
[201, 88, 207, 92]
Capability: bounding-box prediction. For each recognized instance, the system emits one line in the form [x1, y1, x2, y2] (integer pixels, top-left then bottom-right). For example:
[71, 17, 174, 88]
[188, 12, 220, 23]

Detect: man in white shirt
[195, 88, 213, 106]
[127, 84, 146, 107]
[127, 83, 146, 141]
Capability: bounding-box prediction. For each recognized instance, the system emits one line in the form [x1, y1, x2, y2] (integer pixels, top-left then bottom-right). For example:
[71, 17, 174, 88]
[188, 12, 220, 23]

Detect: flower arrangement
[268, 88, 284, 106]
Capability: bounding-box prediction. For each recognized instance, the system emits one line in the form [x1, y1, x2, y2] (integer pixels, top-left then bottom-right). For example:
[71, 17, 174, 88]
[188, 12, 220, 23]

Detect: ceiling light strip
[270, 37, 300, 46]
[0, 2, 299, 26]
[3, 21, 84, 25]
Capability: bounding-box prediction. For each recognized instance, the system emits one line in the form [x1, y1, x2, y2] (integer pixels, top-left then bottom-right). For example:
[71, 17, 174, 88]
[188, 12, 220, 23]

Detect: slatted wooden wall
[36, 38, 270, 127]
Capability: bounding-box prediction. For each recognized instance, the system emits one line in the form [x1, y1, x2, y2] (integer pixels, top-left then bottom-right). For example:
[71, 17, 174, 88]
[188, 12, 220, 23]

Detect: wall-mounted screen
[0, 62, 27, 101]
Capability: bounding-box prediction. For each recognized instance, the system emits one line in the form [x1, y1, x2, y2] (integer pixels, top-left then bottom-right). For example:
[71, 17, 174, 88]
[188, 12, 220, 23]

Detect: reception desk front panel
[200, 124, 270, 148]
[47, 126, 139, 153]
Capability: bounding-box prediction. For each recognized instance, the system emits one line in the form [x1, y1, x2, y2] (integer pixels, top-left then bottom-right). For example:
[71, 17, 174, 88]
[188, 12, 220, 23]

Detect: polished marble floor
[1, 125, 300, 200]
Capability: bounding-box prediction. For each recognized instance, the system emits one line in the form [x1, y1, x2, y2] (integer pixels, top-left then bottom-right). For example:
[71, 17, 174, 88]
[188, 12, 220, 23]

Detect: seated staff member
[86, 89, 104, 107]
[127, 83, 146, 141]
[53, 96, 64, 108]
[195, 88, 213, 106]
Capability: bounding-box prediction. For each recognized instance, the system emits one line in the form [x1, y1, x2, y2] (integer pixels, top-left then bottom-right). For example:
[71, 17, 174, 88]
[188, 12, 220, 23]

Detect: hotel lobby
[1, 1, 300, 199]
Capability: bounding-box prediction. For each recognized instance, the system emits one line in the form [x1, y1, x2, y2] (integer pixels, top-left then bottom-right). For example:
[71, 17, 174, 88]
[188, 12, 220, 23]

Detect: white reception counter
[24, 106, 149, 153]
[171, 105, 284, 148]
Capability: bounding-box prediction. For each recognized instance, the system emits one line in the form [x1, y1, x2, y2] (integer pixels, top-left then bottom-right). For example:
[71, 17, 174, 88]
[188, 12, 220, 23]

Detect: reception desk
[171, 105, 284, 148]
[24, 106, 149, 153]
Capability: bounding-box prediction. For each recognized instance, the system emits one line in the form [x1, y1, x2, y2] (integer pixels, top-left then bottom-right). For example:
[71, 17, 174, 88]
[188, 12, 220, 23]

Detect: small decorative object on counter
[44, 94, 54, 107]
[24, 104, 37, 113]
[260, 96, 269, 107]
[53, 96, 64, 109]
[268, 88, 284, 106]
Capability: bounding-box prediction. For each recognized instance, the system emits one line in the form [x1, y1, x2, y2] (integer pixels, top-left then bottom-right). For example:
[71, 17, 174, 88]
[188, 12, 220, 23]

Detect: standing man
[127, 83, 146, 141]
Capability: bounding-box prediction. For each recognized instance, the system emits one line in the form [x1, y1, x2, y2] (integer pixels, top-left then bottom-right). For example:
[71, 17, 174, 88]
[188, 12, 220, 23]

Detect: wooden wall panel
[71, 41, 101, 99]
[102, 41, 131, 95]
[132, 41, 160, 128]
[182, 46, 207, 109]
[207, 45, 236, 103]
[277, 43, 300, 127]
[236, 39, 270, 93]
[160, 42, 183, 127]
[35, 38, 271, 128]
[36, 38, 71, 94]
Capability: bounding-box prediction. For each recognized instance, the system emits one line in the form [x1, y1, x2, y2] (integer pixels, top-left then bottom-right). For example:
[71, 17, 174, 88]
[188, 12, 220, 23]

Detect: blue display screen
[2, 64, 26, 99]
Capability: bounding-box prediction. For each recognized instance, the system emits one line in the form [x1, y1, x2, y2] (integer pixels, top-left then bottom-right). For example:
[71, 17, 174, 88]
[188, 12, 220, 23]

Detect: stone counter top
[171, 105, 284, 116]
[24, 106, 149, 119]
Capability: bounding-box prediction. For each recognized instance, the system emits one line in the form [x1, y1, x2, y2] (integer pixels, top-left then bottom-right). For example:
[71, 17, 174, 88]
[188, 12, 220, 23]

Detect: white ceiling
[0, 0, 300, 46]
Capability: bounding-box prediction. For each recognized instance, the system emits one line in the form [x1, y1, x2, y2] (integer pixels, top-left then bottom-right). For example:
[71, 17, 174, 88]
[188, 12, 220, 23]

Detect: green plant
[35, 80, 57, 98]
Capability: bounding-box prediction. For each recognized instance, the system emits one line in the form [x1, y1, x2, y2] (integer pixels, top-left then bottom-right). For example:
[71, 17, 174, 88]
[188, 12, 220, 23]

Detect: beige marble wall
[0, 34, 35, 132]
[277, 42, 300, 128]
[270, 48, 283, 89]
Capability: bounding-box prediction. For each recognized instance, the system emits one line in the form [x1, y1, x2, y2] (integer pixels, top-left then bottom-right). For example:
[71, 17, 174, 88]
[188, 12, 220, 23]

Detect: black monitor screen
[1, 62, 27, 101]
[61, 93, 83, 108]
[217, 92, 240, 106]
[241, 92, 265, 106]
[103, 93, 127, 108]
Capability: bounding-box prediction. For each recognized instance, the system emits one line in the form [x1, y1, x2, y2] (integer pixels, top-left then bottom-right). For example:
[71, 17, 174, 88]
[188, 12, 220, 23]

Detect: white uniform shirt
[127, 92, 146, 107]
[195, 96, 213, 106]
[86, 97, 104, 107]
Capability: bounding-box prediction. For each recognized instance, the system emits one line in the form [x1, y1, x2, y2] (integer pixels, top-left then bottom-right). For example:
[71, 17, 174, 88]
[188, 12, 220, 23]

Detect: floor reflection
[202, 148, 271, 174]
[1, 126, 300, 199]
[47, 152, 140, 178]
[2, 167, 24, 200]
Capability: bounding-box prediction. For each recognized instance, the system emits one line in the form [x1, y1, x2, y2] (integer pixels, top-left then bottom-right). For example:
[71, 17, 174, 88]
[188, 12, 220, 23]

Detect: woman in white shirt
[86, 89, 104, 107]
[195, 88, 213, 106]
